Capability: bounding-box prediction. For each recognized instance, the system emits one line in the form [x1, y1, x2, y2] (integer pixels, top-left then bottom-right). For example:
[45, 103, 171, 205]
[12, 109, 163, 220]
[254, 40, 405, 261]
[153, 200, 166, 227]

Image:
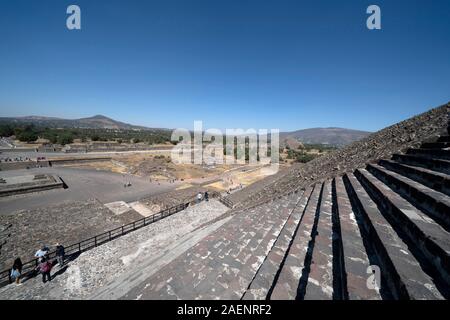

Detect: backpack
[10, 269, 20, 279]
[41, 262, 52, 273]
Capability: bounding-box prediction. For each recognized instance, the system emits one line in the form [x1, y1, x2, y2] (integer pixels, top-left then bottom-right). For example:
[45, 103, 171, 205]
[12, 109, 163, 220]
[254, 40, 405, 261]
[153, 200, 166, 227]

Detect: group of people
[196, 191, 209, 203]
[10, 243, 65, 285]
[225, 183, 243, 195]
[0, 156, 31, 163]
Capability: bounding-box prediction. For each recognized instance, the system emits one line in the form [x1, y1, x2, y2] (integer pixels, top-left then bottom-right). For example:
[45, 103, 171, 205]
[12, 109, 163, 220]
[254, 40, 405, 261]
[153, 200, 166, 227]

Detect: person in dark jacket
[204, 191, 209, 202]
[55, 243, 65, 267]
[11, 258, 23, 284]
[36, 257, 52, 283]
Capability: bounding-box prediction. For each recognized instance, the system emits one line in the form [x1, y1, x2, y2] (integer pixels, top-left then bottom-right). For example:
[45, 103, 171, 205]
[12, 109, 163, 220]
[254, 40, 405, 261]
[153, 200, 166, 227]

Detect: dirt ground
[65, 152, 283, 192]
[205, 165, 280, 191]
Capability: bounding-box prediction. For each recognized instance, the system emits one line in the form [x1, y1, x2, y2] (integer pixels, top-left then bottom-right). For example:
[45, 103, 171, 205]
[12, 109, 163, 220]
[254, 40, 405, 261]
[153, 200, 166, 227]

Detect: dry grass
[205, 165, 278, 191]
[63, 151, 285, 191]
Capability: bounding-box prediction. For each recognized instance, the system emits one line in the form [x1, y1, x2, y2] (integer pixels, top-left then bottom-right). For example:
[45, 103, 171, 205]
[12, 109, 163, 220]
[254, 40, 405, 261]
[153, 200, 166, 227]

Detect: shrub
[0, 124, 14, 137]
[17, 131, 38, 142]
[57, 133, 74, 145]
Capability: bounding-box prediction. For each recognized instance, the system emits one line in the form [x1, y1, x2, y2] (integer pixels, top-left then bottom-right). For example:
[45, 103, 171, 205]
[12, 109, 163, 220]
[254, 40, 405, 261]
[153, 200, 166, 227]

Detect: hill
[0, 115, 164, 131]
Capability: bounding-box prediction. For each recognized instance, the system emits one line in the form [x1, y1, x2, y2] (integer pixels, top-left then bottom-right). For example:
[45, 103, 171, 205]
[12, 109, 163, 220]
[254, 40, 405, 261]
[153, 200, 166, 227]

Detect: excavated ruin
[0, 102, 448, 300]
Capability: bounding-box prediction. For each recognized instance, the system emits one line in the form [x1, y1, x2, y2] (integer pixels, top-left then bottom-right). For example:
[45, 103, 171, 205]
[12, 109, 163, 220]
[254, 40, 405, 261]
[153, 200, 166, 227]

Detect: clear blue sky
[0, 0, 449, 132]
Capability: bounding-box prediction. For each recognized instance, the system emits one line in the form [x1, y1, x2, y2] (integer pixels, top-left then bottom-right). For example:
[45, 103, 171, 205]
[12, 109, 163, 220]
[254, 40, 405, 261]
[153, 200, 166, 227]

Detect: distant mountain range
[0, 115, 166, 131]
[0, 115, 371, 145]
[280, 127, 371, 146]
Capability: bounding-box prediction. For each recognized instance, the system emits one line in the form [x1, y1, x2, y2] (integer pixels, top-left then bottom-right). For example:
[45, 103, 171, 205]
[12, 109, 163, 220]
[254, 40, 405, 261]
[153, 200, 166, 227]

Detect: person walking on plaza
[204, 191, 209, 202]
[55, 243, 65, 267]
[196, 192, 203, 204]
[36, 257, 52, 283]
[10, 258, 23, 285]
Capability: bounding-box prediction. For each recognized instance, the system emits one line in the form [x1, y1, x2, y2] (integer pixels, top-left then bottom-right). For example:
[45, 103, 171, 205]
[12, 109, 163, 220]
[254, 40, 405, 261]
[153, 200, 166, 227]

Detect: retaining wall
[0, 161, 49, 171]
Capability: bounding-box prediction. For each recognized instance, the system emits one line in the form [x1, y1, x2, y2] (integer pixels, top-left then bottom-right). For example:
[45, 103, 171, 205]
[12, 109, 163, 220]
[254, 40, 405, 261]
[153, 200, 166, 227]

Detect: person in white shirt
[35, 246, 49, 262]
[196, 192, 203, 204]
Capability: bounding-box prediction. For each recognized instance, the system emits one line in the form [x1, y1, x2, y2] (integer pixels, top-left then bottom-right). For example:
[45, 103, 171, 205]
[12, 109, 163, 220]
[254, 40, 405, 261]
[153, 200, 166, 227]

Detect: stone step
[355, 169, 450, 294]
[333, 177, 381, 300]
[379, 159, 450, 196]
[243, 187, 312, 300]
[392, 154, 450, 175]
[150, 192, 300, 300]
[270, 183, 323, 300]
[345, 172, 444, 299]
[222, 197, 295, 262]
[303, 180, 334, 300]
[421, 142, 450, 149]
[367, 163, 450, 231]
[437, 136, 450, 142]
[406, 148, 450, 160]
[244, 195, 301, 275]
[127, 199, 272, 299]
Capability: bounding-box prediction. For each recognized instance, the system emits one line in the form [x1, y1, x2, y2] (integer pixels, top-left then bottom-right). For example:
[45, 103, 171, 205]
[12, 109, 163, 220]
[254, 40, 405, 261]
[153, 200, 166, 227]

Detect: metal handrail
[218, 196, 234, 209]
[0, 201, 190, 286]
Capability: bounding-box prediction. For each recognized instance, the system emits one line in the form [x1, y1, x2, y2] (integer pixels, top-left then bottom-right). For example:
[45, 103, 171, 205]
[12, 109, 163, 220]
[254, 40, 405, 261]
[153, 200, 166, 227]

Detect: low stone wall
[64, 145, 173, 153]
[0, 157, 111, 171]
[0, 161, 49, 171]
[48, 157, 112, 166]
[0, 175, 64, 197]
[0, 148, 36, 153]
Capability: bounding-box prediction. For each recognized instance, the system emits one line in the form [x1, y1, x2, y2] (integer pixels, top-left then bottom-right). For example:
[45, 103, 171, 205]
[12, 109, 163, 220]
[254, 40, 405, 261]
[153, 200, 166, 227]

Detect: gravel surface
[0, 198, 143, 271]
[0, 199, 228, 300]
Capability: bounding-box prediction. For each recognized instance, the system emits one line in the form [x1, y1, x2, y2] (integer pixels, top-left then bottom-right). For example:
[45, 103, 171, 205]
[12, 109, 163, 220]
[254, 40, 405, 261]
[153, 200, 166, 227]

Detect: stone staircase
[226, 103, 449, 212]
[268, 116, 449, 299]
[259, 119, 450, 300]
[122, 117, 450, 300]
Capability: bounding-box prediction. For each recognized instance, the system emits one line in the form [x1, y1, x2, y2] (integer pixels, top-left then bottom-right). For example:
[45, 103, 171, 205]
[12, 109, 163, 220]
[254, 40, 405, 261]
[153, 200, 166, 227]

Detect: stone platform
[0, 174, 64, 197]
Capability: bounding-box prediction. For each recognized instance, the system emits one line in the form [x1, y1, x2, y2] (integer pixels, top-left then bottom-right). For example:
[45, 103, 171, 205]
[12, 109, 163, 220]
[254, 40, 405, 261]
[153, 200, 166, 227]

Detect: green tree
[57, 133, 74, 145]
[17, 131, 38, 142]
[0, 124, 14, 137]
[16, 124, 38, 142]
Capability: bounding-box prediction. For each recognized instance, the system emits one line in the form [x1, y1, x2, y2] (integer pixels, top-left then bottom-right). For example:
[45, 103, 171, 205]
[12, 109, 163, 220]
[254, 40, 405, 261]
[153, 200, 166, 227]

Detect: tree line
[0, 123, 173, 146]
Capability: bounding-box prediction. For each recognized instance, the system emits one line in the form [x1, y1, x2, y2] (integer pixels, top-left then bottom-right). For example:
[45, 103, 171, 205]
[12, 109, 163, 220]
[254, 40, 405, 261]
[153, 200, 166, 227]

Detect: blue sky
[0, 0, 449, 132]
